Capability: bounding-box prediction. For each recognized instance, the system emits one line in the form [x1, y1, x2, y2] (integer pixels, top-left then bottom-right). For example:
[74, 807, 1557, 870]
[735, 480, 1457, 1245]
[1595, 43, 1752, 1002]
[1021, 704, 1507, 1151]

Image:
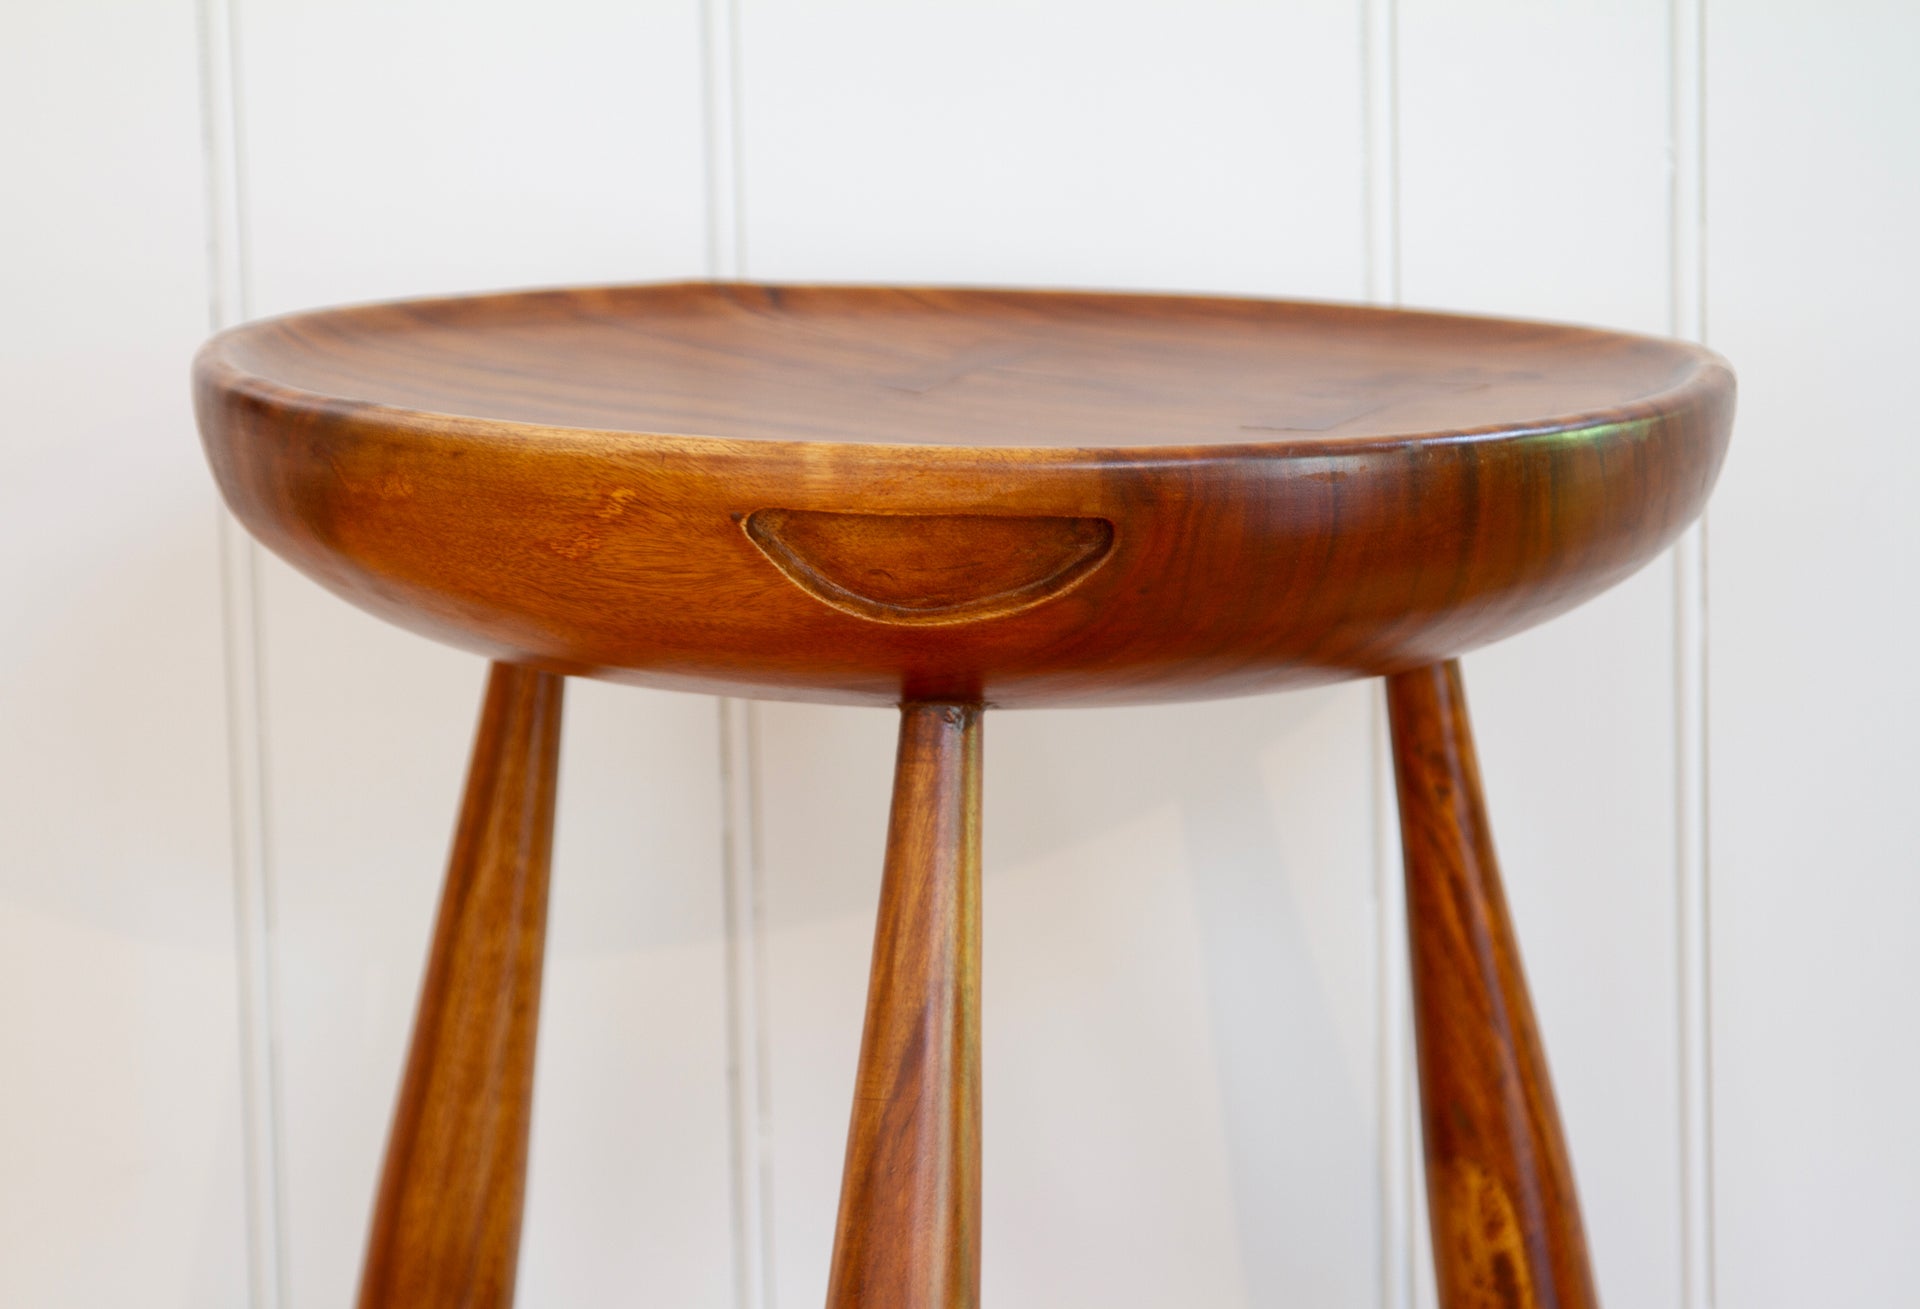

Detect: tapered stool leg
[356, 662, 565, 1309]
[825, 703, 983, 1309]
[1386, 661, 1599, 1309]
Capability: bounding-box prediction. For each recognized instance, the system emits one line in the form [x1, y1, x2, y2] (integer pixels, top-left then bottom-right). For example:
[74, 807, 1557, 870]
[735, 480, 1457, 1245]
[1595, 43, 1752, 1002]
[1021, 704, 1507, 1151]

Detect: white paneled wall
[1707, 4, 1920, 1303]
[0, 4, 247, 1305]
[2, 3, 1915, 1309]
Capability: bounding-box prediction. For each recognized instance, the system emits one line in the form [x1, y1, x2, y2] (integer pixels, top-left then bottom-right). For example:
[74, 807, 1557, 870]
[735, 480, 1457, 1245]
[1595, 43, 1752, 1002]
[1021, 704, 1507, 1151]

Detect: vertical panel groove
[1363, 4, 1410, 1306]
[706, 4, 772, 1305]
[719, 699, 777, 1309]
[1669, 0, 1715, 1305]
[1371, 689, 1415, 1309]
[1362, 0, 1401, 307]
[197, 0, 287, 1305]
[702, 0, 746, 280]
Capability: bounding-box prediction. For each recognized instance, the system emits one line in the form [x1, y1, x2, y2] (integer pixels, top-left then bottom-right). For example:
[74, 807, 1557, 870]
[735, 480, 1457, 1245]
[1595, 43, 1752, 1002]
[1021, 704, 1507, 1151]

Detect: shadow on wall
[997, 690, 1379, 1307]
[757, 685, 1378, 1306]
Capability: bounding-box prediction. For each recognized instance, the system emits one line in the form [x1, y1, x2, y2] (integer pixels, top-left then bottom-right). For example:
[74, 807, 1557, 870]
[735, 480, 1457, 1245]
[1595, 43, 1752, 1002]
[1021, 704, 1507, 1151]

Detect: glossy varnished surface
[194, 283, 1734, 707]
[358, 664, 563, 1309]
[1388, 663, 1596, 1309]
[203, 284, 1709, 447]
[826, 705, 982, 1309]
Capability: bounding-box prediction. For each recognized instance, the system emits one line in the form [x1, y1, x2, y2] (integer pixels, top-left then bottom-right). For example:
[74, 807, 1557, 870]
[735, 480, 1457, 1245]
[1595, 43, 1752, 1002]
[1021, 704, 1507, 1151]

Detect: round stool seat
[194, 283, 1733, 708]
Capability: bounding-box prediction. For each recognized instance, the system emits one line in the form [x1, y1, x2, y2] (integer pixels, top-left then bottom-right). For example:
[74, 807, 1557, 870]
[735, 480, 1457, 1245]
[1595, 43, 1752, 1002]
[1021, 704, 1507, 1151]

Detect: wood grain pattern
[743, 509, 1114, 625]
[189, 283, 1737, 1305]
[192, 283, 1734, 708]
[1387, 661, 1597, 1309]
[825, 703, 982, 1309]
[356, 662, 564, 1309]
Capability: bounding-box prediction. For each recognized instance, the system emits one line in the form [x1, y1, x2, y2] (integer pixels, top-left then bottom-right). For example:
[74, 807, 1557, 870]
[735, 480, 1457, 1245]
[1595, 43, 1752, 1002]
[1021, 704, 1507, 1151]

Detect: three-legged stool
[195, 284, 1733, 1308]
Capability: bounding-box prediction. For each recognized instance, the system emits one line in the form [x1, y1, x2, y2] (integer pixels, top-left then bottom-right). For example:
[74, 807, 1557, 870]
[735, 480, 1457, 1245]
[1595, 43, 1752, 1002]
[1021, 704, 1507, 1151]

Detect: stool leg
[356, 663, 565, 1309]
[1386, 661, 1599, 1309]
[825, 702, 983, 1309]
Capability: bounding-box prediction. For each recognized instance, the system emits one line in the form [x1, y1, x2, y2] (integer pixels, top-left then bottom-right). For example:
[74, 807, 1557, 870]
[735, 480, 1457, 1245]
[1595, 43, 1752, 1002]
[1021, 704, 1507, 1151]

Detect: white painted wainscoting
[2, 2, 1914, 1306]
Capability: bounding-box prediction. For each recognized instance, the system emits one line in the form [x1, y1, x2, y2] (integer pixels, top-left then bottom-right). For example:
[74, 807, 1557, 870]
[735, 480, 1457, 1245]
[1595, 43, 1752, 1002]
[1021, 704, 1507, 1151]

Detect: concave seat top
[208, 282, 1714, 449]
[195, 283, 1734, 707]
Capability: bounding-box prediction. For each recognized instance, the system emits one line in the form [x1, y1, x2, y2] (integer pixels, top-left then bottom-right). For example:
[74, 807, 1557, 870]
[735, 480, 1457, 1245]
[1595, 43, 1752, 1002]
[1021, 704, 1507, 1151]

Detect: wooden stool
[194, 284, 1733, 1308]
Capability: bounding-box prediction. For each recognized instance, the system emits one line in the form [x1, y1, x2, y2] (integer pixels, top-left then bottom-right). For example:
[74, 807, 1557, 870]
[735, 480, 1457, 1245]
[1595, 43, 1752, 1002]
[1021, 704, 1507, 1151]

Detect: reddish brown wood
[357, 662, 564, 1309]
[826, 703, 982, 1309]
[193, 283, 1734, 709]
[1387, 661, 1597, 1309]
[744, 508, 1114, 625]
[190, 283, 1736, 1306]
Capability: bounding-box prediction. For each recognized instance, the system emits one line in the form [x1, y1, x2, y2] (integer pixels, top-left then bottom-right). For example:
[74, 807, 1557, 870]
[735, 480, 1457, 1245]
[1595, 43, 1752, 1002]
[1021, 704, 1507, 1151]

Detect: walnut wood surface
[744, 508, 1114, 625]
[826, 703, 982, 1309]
[193, 283, 1734, 708]
[1388, 662, 1597, 1309]
[357, 663, 564, 1309]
